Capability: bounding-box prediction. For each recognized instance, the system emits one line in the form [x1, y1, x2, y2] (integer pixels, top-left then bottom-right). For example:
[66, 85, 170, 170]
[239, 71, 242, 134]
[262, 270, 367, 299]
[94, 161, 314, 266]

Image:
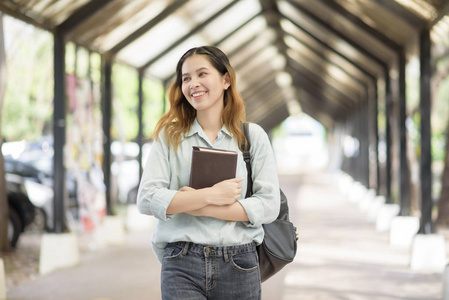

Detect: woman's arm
[235, 123, 280, 227]
[185, 202, 249, 222]
[166, 178, 244, 215]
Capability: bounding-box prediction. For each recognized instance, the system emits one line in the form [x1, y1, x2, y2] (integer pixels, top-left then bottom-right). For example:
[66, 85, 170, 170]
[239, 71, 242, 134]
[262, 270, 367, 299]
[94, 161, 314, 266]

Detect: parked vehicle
[3, 138, 79, 231]
[6, 172, 35, 247]
[111, 141, 152, 204]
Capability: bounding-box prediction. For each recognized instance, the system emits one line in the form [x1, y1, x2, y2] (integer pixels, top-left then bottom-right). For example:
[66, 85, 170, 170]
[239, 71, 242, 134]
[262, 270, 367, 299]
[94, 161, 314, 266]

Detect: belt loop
[182, 242, 190, 256]
[223, 246, 229, 262]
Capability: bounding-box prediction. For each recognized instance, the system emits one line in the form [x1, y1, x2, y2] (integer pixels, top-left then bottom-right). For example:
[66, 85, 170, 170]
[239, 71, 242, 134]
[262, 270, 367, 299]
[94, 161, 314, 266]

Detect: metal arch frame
[286, 65, 350, 120]
[0, 0, 443, 235]
[58, 0, 113, 33]
[282, 30, 370, 89]
[372, 0, 428, 30]
[160, 11, 265, 84]
[0, 1, 54, 31]
[281, 0, 414, 210]
[275, 0, 388, 190]
[47, 0, 426, 232]
[316, 0, 411, 213]
[283, 0, 435, 231]
[52, 0, 114, 232]
[107, 0, 189, 55]
[52, 28, 67, 233]
[138, 0, 241, 72]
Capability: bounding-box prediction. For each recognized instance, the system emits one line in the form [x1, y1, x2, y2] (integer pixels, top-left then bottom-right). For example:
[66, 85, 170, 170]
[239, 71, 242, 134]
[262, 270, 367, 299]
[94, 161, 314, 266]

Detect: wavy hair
[154, 46, 247, 151]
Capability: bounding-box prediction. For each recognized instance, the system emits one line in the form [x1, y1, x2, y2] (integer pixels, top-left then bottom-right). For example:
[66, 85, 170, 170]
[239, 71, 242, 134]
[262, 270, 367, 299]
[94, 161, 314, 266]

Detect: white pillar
[375, 204, 400, 232]
[102, 215, 125, 245]
[389, 216, 420, 246]
[0, 258, 6, 300]
[39, 232, 80, 275]
[348, 182, 367, 203]
[366, 196, 386, 222]
[126, 204, 153, 232]
[358, 189, 376, 213]
[442, 264, 449, 299]
[410, 234, 447, 273]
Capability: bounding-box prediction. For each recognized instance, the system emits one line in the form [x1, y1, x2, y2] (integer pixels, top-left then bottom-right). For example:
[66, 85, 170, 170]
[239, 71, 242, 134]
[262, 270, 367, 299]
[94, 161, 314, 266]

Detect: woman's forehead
[182, 55, 213, 71]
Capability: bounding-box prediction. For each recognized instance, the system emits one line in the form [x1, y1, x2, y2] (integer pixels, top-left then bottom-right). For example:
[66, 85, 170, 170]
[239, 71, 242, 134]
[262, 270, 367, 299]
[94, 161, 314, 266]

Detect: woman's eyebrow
[182, 67, 210, 77]
[195, 67, 209, 72]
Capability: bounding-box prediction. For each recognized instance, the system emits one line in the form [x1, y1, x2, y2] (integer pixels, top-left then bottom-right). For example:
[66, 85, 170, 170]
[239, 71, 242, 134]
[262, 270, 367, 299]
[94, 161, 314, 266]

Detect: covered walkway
[1, 1, 449, 299]
[6, 171, 445, 300]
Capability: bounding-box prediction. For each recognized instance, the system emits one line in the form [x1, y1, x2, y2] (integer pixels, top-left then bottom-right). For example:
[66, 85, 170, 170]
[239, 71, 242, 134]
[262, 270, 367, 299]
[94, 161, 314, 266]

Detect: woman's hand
[179, 186, 195, 192]
[174, 178, 244, 217]
[208, 178, 243, 206]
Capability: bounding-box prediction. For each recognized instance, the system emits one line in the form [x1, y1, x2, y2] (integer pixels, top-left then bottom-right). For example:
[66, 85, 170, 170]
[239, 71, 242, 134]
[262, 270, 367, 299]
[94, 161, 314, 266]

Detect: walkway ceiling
[1, 0, 449, 131]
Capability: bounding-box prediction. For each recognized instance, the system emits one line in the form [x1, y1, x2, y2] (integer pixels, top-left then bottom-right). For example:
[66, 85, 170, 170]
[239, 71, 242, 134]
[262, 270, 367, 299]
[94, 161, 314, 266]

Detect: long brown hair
[154, 46, 247, 151]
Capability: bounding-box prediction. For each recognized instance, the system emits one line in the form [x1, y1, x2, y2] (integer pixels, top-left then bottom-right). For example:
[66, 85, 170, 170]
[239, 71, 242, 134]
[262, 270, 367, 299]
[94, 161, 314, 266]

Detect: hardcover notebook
[189, 146, 238, 189]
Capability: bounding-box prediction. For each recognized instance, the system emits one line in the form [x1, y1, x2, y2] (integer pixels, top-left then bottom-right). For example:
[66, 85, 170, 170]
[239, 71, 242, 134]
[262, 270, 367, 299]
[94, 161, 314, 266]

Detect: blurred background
[0, 1, 449, 299]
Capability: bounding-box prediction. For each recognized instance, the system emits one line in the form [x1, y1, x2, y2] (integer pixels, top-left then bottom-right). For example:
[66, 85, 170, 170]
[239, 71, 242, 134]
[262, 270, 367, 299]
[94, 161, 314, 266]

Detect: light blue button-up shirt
[137, 119, 280, 262]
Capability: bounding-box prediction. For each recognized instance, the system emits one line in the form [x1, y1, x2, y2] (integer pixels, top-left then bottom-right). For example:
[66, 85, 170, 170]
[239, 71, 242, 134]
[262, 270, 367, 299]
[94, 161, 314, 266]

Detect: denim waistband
[168, 241, 257, 259]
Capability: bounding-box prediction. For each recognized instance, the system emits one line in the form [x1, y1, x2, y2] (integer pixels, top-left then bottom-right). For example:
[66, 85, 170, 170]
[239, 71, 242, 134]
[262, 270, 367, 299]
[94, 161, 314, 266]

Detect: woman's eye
[182, 77, 190, 82]
[199, 72, 206, 77]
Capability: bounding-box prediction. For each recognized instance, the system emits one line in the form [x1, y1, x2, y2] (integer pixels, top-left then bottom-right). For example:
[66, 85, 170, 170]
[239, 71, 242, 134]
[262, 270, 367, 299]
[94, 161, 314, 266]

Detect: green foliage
[111, 64, 138, 141]
[2, 16, 165, 144]
[142, 78, 164, 139]
[111, 64, 165, 141]
[434, 69, 449, 132]
[1, 17, 53, 141]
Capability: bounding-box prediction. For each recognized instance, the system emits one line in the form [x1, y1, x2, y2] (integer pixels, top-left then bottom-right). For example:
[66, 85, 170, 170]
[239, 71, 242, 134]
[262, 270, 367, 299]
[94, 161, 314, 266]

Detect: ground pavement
[5, 171, 446, 300]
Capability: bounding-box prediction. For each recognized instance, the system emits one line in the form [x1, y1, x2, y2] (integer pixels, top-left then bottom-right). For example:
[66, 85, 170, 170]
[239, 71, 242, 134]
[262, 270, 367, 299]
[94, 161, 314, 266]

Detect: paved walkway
[6, 171, 446, 300]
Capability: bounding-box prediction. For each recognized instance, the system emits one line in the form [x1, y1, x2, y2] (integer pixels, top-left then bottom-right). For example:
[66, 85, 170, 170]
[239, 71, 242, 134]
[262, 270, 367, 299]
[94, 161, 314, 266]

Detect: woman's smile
[191, 90, 207, 100]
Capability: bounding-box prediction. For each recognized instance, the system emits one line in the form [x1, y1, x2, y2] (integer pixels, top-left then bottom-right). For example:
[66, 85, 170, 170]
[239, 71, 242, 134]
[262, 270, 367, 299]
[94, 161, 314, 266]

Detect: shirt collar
[186, 118, 233, 138]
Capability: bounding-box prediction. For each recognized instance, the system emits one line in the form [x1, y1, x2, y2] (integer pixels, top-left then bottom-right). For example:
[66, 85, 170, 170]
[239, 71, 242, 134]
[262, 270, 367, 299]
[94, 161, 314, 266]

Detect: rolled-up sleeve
[137, 136, 178, 220]
[238, 124, 280, 228]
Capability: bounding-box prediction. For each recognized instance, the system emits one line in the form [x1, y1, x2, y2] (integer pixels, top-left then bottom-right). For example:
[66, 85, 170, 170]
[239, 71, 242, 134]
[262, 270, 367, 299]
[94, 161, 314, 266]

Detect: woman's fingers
[210, 178, 244, 205]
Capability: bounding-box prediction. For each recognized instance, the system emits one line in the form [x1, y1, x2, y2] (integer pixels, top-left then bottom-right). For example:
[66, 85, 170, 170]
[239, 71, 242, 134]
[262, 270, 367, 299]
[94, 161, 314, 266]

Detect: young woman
[137, 46, 280, 300]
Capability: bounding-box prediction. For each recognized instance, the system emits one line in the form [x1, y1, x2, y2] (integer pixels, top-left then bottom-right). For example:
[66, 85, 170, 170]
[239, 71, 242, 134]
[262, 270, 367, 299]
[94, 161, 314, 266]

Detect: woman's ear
[223, 72, 231, 90]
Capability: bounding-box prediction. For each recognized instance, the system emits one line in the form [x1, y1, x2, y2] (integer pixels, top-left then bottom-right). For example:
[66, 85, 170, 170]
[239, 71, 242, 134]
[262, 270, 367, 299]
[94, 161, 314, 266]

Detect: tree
[436, 122, 449, 226]
[0, 12, 10, 251]
[434, 48, 449, 227]
[1, 18, 53, 142]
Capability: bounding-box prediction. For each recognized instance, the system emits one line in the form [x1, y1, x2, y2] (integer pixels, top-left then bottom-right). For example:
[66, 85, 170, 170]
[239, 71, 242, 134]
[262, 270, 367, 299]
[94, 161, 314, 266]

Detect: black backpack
[242, 123, 298, 282]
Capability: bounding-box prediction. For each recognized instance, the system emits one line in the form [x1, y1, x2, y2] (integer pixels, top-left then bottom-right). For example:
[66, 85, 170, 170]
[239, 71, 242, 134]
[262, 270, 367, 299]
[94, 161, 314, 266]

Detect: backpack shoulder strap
[242, 123, 253, 198]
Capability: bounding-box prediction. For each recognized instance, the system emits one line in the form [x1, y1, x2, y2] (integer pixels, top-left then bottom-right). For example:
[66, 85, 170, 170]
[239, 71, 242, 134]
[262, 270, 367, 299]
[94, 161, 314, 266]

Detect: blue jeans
[161, 241, 261, 300]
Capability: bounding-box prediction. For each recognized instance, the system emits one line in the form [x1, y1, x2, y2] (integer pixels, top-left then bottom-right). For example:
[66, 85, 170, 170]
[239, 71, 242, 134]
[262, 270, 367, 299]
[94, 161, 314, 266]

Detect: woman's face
[181, 54, 230, 115]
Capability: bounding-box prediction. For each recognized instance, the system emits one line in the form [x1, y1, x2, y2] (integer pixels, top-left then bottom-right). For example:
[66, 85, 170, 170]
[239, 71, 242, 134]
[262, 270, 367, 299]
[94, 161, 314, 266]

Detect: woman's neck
[197, 113, 223, 144]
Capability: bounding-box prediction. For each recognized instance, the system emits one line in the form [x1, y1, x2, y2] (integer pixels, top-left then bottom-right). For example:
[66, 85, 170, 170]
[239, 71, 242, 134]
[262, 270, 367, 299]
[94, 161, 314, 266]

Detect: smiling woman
[137, 46, 281, 300]
[180, 55, 230, 142]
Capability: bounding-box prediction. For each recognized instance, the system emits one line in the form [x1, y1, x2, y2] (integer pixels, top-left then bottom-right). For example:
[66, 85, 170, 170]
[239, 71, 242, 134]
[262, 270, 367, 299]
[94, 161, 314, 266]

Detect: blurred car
[111, 141, 152, 204]
[6, 172, 36, 247]
[3, 138, 79, 230]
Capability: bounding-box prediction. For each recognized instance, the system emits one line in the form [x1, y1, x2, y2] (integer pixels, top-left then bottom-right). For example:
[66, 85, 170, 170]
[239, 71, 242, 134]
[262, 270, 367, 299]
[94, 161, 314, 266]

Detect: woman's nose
[190, 78, 199, 89]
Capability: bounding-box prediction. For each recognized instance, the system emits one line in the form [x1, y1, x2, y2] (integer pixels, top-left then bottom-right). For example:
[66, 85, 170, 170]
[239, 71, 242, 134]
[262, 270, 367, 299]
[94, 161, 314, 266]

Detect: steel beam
[419, 29, 434, 234]
[137, 70, 144, 181]
[59, 0, 113, 33]
[109, 0, 189, 54]
[53, 29, 68, 233]
[398, 51, 410, 215]
[372, 0, 427, 30]
[139, 0, 240, 71]
[101, 56, 113, 215]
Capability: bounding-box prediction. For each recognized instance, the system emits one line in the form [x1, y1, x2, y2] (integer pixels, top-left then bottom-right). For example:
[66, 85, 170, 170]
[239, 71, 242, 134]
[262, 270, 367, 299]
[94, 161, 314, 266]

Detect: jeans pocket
[230, 252, 259, 273]
[163, 244, 184, 261]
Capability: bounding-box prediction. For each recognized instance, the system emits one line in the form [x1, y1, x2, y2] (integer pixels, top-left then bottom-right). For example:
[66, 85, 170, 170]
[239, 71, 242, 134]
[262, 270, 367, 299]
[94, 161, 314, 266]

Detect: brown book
[189, 146, 238, 189]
